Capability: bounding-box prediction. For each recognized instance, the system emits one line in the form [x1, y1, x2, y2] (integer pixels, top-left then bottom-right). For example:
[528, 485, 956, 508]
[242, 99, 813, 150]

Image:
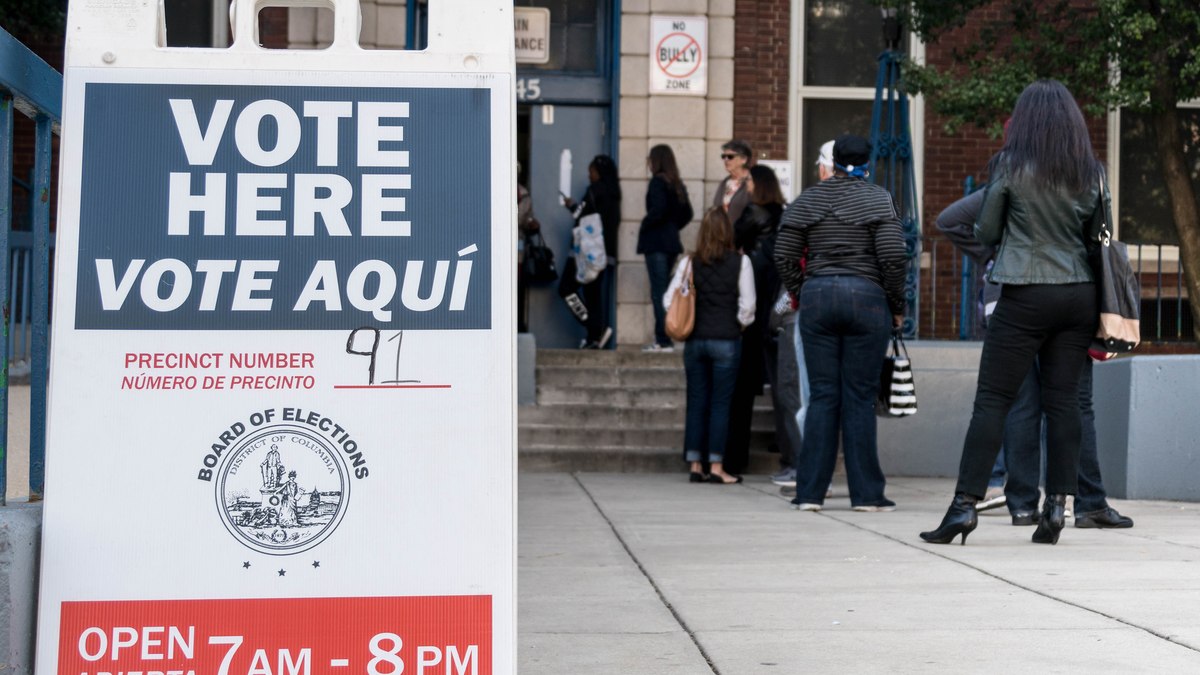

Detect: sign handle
[229, 0, 360, 51]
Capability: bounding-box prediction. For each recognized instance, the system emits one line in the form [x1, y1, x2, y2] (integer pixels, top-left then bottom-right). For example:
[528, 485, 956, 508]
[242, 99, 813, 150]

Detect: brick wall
[732, 0, 789, 160]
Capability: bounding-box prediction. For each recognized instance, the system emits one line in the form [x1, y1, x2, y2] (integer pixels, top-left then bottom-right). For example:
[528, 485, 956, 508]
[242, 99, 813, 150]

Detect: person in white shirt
[664, 207, 755, 484]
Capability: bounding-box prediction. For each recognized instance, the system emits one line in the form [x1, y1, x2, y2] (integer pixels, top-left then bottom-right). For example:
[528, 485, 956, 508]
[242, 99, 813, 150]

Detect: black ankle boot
[1031, 494, 1067, 545]
[920, 493, 979, 545]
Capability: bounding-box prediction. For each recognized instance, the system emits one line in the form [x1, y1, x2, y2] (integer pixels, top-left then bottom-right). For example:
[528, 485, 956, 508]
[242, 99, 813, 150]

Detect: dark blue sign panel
[76, 83, 492, 330]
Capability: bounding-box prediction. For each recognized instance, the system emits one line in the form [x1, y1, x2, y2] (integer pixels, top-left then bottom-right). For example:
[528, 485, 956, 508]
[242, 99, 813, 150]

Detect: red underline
[333, 384, 452, 389]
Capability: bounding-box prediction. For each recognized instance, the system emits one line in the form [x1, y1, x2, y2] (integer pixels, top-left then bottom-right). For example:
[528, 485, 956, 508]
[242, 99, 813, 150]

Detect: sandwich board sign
[36, 1, 517, 673]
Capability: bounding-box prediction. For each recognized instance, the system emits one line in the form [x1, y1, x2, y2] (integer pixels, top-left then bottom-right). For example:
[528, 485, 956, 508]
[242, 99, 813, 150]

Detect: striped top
[773, 176, 909, 315]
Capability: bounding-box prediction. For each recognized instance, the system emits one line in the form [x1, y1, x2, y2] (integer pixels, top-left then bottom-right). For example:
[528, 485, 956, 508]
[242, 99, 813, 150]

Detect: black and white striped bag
[877, 332, 917, 418]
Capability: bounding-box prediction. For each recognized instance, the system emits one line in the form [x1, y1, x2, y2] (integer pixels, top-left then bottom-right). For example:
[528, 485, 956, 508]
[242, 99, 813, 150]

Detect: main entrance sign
[37, 2, 516, 673]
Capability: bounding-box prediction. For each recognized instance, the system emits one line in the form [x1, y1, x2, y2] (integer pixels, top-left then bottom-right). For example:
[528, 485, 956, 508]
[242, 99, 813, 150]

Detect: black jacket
[566, 181, 621, 257]
[638, 175, 693, 255]
[977, 168, 1106, 285]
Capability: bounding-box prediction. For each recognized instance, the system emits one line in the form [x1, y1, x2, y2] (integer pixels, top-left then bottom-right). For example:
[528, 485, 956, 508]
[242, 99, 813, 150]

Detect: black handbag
[523, 231, 558, 284]
[1091, 179, 1140, 353]
[877, 331, 917, 418]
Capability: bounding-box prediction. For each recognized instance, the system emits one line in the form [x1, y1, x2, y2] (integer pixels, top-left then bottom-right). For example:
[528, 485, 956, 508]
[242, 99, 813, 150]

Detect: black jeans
[998, 357, 1111, 515]
[645, 253, 677, 347]
[558, 259, 610, 344]
[956, 283, 1097, 498]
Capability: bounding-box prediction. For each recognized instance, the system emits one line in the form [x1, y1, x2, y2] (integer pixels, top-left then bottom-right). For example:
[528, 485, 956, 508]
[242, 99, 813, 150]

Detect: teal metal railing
[1, 27, 60, 504]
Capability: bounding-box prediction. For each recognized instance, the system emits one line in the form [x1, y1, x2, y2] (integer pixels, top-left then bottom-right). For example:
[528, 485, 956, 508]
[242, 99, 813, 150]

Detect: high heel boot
[1031, 494, 1067, 545]
[919, 493, 979, 545]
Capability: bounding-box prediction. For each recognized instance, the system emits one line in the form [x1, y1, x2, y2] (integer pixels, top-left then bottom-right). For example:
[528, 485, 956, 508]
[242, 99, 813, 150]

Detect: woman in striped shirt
[773, 134, 909, 512]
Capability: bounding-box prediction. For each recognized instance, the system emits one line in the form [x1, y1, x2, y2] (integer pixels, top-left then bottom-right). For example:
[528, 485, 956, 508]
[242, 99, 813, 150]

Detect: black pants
[956, 283, 1096, 498]
[558, 259, 610, 343]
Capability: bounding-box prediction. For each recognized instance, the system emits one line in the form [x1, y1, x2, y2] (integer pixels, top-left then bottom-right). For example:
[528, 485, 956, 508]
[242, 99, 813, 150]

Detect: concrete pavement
[520, 473, 1200, 673]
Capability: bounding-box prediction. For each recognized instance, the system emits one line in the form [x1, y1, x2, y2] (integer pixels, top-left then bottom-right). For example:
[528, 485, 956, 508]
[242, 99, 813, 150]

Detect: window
[514, 0, 601, 73]
[1116, 107, 1200, 246]
[792, 0, 915, 190]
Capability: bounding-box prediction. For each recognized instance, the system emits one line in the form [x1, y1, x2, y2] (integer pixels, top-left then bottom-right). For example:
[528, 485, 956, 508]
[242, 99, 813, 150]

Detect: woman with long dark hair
[562, 155, 621, 347]
[724, 165, 787, 474]
[639, 144, 694, 352]
[664, 207, 756, 484]
[920, 80, 1107, 545]
[774, 134, 908, 512]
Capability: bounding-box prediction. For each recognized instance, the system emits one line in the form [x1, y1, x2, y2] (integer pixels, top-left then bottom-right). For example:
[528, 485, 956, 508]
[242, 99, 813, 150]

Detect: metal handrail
[1, 27, 60, 504]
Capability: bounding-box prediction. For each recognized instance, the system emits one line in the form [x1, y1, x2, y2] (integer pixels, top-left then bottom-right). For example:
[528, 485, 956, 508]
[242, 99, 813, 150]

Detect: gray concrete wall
[878, 341, 981, 477]
[0, 501, 41, 675]
[1094, 355, 1200, 501]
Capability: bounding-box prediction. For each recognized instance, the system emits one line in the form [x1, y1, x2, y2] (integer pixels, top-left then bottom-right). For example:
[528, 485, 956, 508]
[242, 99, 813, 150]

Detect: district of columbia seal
[215, 425, 349, 555]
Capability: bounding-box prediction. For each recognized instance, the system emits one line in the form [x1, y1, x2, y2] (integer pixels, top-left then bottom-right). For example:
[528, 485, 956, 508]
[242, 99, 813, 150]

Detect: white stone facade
[617, 0, 734, 345]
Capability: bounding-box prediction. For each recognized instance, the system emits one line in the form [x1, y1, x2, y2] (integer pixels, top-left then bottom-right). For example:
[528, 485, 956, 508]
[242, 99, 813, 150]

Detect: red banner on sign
[58, 596, 491, 675]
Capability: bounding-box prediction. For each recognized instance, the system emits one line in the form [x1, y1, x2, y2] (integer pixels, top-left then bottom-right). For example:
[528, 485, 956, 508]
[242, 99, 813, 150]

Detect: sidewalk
[519, 473, 1200, 673]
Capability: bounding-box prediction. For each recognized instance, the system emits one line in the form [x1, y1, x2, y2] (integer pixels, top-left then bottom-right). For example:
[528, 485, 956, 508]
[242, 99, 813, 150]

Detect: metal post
[406, 0, 418, 49]
[29, 113, 51, 500]
[0, 94, 11, 506]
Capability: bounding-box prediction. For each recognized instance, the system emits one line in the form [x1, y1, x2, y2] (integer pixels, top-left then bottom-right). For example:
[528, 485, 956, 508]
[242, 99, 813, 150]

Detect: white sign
[758, 159, 796, 202]
[36, 1, 517, 674]
[650, 15, 707, 95]
[514, 7, 550, 64]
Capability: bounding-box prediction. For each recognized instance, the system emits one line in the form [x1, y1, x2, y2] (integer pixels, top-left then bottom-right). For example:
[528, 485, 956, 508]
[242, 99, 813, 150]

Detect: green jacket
[975, 169, 1108, 285]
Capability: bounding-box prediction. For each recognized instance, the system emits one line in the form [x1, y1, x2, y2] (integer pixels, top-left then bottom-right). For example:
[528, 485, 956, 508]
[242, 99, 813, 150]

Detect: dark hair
[589, 154, 621, 200]
[721, 139, 753, 161]
[694, 207, 734, 265]
[994, 79, 1100, 194]
[748, 165, 785, 206]
[648, 144, 687, 201]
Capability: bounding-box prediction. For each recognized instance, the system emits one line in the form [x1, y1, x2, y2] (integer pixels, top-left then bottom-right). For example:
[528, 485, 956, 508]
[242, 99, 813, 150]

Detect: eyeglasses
[720, 153, 739, 160]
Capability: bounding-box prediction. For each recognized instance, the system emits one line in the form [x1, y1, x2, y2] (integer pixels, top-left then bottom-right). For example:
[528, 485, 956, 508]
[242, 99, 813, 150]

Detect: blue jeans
[683, 338, 742, 463]
[644, 253, 676, 347]
[1074, 360, 1109, 514]
[792, 276, 891, 505]
[1002, 365, 1044, 514]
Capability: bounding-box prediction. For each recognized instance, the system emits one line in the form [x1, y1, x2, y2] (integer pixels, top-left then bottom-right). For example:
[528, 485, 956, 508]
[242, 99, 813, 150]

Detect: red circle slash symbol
[656, 33, 702, 78]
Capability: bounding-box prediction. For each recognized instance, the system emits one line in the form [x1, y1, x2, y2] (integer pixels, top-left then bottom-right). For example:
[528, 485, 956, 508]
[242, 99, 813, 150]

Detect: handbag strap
[892, 329, 909, 360]
[1097, 175, 1112, 247]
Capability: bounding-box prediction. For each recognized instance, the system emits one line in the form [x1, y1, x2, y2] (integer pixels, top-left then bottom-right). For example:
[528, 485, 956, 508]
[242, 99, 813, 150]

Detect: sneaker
[976, 486, 1007, 512]
[597, 326, 613, 349]
[791, 502, 822, 511]
[771, 467, 797, 487]
[852, 499, 897, 512]
[641, 343, 675, 353]
[564, 293, 588, 322]
[1065, 497, 1073, 519]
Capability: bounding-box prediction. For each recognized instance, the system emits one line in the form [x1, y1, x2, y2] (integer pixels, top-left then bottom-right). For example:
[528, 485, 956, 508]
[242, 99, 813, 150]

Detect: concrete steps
[519, 348, 781, 474]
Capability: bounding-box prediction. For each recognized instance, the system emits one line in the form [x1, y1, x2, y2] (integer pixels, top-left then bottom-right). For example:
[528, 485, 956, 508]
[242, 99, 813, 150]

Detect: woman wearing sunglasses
[713, 140, 753, 226]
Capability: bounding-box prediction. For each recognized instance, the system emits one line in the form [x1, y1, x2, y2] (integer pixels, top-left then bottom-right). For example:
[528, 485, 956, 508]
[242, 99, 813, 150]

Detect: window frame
[1107, 100, 1200, 266]
[787, 0, 924, 205]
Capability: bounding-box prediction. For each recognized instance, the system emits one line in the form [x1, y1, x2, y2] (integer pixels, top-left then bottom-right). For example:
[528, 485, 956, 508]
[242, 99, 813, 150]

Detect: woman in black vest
[664, 207, 756, 484]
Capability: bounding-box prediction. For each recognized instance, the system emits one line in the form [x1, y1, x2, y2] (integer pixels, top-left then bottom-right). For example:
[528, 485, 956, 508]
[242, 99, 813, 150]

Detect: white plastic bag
[572, 212, 607, 284]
